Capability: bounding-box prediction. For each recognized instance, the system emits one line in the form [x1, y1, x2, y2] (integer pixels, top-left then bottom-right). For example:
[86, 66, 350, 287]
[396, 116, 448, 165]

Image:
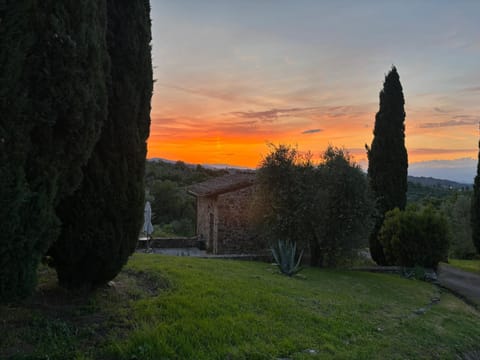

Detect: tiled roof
[187, 172, 256, 197]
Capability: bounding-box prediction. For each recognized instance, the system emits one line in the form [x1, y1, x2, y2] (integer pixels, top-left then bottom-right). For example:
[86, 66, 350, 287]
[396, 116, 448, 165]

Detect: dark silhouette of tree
[48, 0, 153, 289]
[0, 1, 108, 301]
[471, 131, 480, 254]
[366, 66, 408, 265]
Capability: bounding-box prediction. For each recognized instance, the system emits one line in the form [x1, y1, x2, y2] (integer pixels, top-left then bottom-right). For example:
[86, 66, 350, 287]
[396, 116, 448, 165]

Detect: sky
[148, 0, 480, 181]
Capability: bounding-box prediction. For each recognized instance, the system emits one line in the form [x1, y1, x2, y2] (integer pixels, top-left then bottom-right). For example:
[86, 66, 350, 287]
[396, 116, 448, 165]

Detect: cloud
[230, 107, 318, 122]
[302, 129, 322, 134]
[410, 148, 475, 155]
[433, 107, 449, 113]
[419, 118, 479, 128]
[156, 82, 266, 106]
[462, 86, 480, 92]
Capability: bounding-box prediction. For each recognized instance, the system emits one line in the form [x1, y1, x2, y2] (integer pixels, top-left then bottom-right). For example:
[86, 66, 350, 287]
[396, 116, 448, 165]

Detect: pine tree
[48, 0, 153, 288]
[366, 66, 408, 265]
[471, 131, 480, 254]
[0, 1, 108, 301]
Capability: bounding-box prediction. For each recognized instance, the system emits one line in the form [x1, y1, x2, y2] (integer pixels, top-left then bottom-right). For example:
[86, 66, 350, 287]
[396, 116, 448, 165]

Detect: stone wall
[196, 196, 217, 253]
[216, 186, 267, 254]
[149, 237, 199, 249]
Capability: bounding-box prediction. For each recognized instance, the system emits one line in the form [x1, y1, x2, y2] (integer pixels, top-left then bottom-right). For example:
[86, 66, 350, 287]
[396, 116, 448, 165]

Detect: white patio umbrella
[143, 201, 154, 250]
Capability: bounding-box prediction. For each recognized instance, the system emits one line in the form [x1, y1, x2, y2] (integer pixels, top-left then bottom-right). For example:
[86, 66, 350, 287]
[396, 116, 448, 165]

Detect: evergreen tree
[49, 0, 153, 288]
[366, 66, 408, 265]
[0, 1, 108, 301]
[471, 134, 480, 254]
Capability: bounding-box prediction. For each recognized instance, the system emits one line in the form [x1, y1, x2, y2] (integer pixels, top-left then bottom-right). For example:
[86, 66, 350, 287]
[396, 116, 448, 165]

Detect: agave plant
[271, 239, 304, 276]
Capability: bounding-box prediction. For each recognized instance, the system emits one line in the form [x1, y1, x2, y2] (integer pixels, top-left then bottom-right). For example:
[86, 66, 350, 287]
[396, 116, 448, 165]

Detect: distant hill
[408, 176, 471, 189]
[408, 158, 475, 184]
[147, 158, 253, 172]
[407, 176, 471, 204]
[145, 159, 228, 187]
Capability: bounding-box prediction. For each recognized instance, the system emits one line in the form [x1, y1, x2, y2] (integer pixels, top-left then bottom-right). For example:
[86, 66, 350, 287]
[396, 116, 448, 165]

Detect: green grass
[2, 254, 480, 359]
[447, 259, 480, 274]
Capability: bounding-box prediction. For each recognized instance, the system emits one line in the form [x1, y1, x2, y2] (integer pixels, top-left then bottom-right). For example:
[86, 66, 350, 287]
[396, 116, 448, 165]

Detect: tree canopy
[255, 144, 374, 267]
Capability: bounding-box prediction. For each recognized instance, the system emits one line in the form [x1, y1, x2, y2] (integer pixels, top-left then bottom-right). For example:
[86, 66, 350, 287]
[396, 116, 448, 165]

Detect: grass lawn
[1, 254, 480, 359]
[447, 259, 480, 274]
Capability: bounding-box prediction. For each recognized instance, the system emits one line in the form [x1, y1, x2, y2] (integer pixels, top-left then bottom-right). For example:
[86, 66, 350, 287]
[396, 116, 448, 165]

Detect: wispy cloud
[433, 107, 449, 113]
[230, 107, 318, 122]
[156, 82, 266, 106]
[462, 86, 480, 93]
[230, 105, 371, 123]
[302, 129, 322, 134]
[410, 148, 475, 155]
[419, 117, 479, 128]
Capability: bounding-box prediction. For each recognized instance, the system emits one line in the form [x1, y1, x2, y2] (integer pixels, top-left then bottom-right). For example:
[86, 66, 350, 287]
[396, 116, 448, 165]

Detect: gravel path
[437, 264, 480, 305]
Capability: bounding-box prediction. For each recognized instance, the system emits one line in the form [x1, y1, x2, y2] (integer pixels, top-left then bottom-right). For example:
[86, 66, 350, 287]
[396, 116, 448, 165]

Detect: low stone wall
[350, 266, 403, 274]
[138, 236, 199, 249]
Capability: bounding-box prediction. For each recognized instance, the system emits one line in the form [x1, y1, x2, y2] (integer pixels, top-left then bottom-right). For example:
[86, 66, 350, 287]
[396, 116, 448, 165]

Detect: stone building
[187, 172, 265, 254]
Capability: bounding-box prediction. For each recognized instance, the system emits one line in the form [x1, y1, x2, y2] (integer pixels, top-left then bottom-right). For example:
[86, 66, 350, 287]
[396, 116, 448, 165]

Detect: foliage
[48, 0, 153, 289]
[472, 138, 480, 254]
[149, 180, 195, 236]
[379, 206, 449, 268]
[271, 239, 303, 276]
[144, 160, 227, 237]
[145, 160, 228, 188]
[407, 181, 464, 204]
[366, 66, 408, 265]
[441, 193, 476, 259]
[254, 144, 313, 248]
[0, 1, 108, 301]
[407, 183, 474, 260]
[400, 265, 428, 281]
[308, 147, 375, 267]
[4, 255, 480, 359]
[255, 144, 374, 267]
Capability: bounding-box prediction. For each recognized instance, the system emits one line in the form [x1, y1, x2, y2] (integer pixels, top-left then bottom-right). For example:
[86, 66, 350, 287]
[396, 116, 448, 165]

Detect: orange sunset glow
[148, 1, 480, 181]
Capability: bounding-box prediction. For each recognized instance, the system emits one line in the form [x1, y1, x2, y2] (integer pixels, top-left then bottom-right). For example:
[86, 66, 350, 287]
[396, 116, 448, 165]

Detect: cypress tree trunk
[49, 0, 153, 288]
[366, 66, 408, 265]
[0, 1, 108, 301]
[471, 136, 480, 254]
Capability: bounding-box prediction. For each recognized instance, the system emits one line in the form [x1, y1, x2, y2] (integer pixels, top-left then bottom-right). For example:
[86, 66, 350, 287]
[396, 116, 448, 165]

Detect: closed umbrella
[143, 201, 154, 251]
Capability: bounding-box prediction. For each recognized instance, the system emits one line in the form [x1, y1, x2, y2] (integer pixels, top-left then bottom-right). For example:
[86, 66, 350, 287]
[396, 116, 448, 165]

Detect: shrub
[379, 206, 449, 268]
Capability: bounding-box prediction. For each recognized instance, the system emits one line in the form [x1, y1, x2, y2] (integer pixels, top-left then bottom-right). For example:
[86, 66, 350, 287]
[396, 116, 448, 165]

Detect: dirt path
[437, 264, 480, 305]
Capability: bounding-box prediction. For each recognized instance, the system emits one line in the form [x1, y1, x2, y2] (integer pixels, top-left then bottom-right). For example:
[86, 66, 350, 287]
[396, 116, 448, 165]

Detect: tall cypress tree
[366, 66, 408, 265]
[0, 1, 108, 301]
[471, 132, 480, 254]
[49, 0, 153, 288]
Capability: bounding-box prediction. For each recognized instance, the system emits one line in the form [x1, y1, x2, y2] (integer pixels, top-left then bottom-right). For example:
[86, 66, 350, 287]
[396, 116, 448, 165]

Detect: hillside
[2, 255, 479, 359]
[408, 175, 471, 189]
[407, 176, 471, 204]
